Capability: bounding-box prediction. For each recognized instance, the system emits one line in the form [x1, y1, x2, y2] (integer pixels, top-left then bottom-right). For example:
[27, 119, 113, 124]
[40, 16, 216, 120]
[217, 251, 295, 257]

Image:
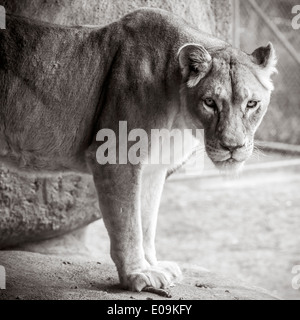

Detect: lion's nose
[220, 142, 245, 153]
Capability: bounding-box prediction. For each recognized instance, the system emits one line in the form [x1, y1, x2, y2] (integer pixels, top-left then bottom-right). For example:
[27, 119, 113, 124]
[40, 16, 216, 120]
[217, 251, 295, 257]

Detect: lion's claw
[142, 286, 172, 298]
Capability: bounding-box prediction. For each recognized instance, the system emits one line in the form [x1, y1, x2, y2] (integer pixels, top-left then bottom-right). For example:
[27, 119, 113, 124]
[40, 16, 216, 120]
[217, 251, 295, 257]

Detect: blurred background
[236, 0, 300, 144]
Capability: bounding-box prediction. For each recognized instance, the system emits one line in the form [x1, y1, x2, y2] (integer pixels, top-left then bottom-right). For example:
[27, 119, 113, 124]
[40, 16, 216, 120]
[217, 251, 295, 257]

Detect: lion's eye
[204, 98, 216, 109]
[247, 101, 259, 109]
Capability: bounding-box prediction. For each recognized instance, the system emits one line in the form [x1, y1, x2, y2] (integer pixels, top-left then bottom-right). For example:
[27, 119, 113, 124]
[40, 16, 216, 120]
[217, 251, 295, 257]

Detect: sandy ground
[159, 166, 300, 300]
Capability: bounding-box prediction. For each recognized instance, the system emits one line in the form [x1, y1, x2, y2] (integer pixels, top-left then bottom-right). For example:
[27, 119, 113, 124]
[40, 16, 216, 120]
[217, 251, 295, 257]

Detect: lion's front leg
[141, 166, 168, 265]
[89, 163, 146, 289]
[88, 162, 176, 291]
[141, 166, 182, 285]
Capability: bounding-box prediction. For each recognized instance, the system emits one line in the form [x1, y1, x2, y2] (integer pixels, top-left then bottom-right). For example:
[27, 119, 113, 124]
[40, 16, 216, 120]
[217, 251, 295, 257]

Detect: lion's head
[178, 43, 277, 172]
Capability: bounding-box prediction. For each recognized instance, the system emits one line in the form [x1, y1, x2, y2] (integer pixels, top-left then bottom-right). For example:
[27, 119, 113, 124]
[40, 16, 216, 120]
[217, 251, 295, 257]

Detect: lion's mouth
[215, 157, 236, 164]
[213, 158, 245, 174]
[205, 143, 252, 173]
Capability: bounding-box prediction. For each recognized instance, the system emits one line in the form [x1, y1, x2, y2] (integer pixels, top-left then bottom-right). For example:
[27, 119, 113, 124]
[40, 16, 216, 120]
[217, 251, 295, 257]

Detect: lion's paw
[126, 262, 182, 292]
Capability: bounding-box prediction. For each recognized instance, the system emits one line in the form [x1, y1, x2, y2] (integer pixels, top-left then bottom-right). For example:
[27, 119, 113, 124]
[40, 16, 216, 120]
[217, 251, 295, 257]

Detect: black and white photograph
[0, 0, 299, 304]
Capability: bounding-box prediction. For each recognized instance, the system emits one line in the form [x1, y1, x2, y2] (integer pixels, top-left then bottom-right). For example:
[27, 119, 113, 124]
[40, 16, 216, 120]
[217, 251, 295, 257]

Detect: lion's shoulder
[116, 8, 227, 54]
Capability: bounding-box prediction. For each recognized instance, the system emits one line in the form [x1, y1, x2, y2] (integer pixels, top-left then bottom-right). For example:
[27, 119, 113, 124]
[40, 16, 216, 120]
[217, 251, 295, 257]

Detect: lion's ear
[178, 44, 212, 88]
[251, 42, 277, 76]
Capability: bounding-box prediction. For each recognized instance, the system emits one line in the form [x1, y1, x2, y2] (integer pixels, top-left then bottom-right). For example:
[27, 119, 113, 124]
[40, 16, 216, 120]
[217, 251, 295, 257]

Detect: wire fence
[233, 0, 300, 145]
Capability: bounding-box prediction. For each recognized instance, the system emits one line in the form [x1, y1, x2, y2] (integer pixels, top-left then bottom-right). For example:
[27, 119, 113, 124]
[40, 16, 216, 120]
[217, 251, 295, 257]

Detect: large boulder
[0, 0, 232, 247]
[0, 168, 99, 248]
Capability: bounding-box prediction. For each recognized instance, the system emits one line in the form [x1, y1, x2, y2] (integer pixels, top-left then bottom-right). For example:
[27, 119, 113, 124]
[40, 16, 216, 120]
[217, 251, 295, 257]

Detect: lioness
[0, 8, 276, 292]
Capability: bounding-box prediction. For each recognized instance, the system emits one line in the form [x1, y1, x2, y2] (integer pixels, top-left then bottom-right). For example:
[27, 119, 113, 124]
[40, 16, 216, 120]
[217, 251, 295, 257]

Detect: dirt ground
[85, 154, 300, 300]
[159, 165, 300, 300]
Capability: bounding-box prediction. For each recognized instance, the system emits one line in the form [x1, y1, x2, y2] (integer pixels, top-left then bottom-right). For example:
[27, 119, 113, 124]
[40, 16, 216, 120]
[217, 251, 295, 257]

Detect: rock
[0, 0, 232, 41]
[0, 168, 100, 248]
[0, 251, 279, 300]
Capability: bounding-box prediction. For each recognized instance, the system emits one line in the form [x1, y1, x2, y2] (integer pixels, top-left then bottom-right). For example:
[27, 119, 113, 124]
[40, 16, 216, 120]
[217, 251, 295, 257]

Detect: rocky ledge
[0, 251, 279, 300]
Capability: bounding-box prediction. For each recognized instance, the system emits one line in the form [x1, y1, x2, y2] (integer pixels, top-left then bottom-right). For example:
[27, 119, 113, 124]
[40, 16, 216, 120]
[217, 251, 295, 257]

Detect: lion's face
[179, 43, 277, 172]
